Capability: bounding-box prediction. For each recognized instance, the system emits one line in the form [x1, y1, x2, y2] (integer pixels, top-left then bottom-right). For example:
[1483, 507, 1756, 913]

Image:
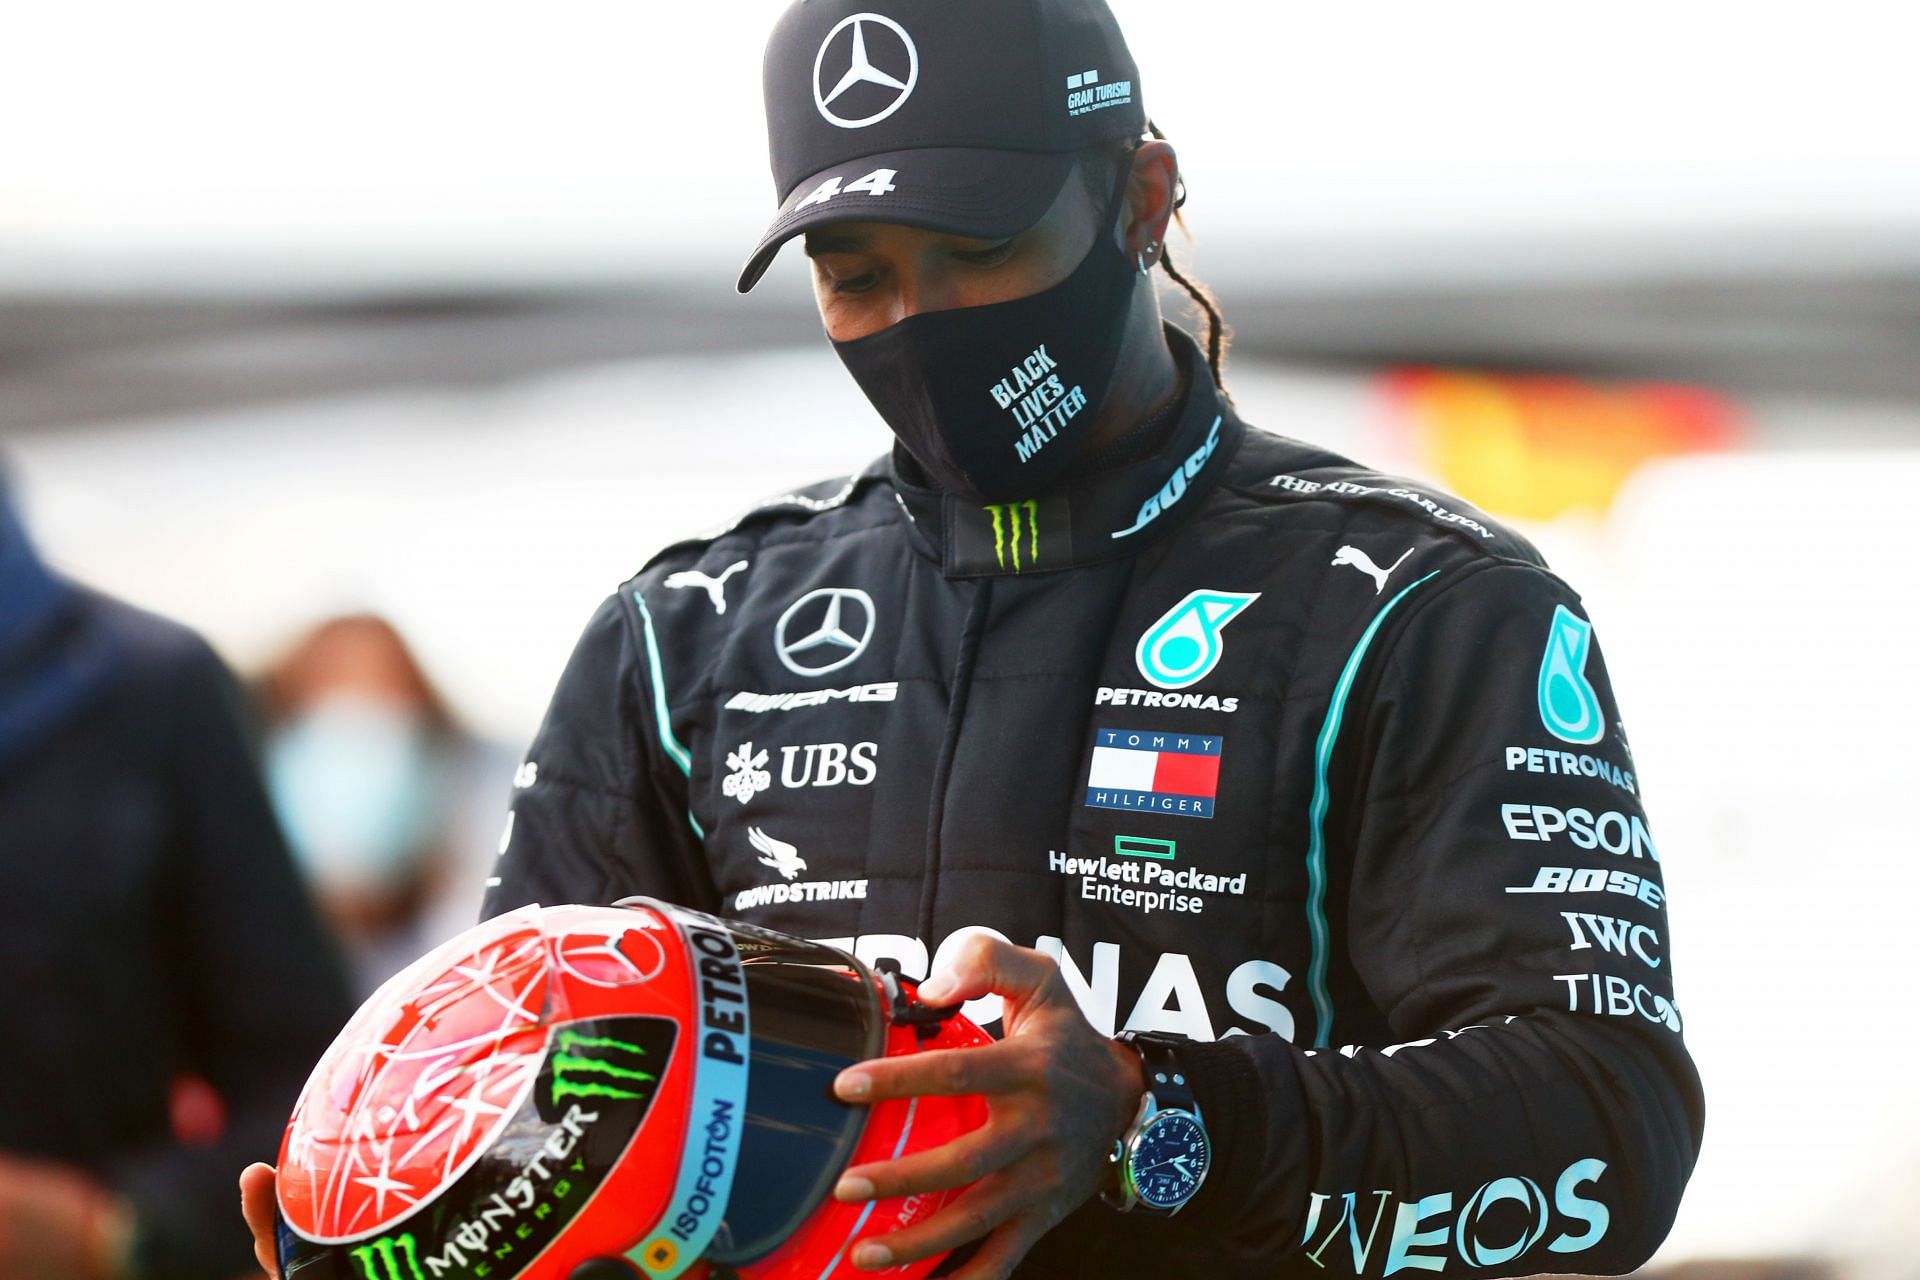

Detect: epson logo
[1501, 804, 1659, 862]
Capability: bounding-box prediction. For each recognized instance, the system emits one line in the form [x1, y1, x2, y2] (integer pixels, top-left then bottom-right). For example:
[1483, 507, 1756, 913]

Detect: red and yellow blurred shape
[1381, 369, 1741, 521]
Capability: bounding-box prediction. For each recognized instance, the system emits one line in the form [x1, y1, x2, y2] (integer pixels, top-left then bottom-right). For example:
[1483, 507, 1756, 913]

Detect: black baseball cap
[736, 0, 1148, 293]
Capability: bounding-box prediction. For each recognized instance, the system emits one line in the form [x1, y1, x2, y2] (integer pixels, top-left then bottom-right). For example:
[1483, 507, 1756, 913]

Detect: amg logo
[725, 683, 899, 713]
[351, 1236, 422, 1280]
[550, 1029, 655, 1104]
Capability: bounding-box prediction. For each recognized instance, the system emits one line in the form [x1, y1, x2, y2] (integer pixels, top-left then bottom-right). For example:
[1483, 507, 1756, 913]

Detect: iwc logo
[813, 13, 918, 129]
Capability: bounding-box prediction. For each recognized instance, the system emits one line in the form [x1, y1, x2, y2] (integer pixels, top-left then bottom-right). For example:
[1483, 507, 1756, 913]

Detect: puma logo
[664, 560, 748, 614]
[1332, 545, 1413, 594]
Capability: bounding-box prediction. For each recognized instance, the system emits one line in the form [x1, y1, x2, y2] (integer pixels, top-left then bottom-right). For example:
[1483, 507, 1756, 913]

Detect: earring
[1137, 241, 1159, 275]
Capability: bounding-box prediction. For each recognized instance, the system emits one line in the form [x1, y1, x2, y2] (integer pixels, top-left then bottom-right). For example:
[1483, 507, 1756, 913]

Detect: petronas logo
[985, 500, 1041, 573]
[350, 1235, 422, 1280]
[550, 1029, 655, 1105]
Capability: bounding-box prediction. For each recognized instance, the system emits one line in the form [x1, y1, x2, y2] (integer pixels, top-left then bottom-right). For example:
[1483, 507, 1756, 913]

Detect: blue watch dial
[1127, 1111, 1210, 1210]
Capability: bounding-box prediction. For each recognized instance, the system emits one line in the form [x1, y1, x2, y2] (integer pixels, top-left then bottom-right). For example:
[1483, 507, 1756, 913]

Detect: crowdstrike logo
[775, 588, 876, 676]
[748, 826, 808, 881]
[813, 13, 918, 128]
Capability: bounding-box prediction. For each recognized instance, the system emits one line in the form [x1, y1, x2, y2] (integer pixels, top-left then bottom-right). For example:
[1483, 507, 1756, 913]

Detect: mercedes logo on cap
[776, 587, 877, 675]
[813, 13, 918, 129]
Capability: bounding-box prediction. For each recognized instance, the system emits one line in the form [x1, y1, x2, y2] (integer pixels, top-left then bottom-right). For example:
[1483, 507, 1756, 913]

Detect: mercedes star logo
[775, 587, 877, 676]
[813, 13, 918, 129]
[553, 927, 667, 989]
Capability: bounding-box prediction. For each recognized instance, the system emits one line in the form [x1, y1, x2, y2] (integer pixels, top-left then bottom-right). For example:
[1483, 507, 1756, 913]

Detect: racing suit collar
[889, 325, 1244, 579]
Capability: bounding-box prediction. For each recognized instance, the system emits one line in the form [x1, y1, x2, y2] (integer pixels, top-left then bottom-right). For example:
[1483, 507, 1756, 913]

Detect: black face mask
[830, 172, 1140, 503]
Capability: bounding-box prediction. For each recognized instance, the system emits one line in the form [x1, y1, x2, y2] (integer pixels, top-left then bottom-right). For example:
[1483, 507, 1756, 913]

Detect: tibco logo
[1555, 972, 1682, 1032]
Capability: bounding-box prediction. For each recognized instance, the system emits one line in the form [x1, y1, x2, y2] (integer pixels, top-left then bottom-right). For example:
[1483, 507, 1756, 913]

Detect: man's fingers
[836, 1120, 1038, 1201]
[916, 936, 1061, 1009]
[943, 1213, 1056, 1280]
[238, 1163, 280, 1280]
[850, 1175, 1027, 1270]
[835, 1040, 1036, 1103]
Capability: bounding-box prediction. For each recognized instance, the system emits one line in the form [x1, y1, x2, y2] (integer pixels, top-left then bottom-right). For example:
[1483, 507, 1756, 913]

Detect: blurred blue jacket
[0, 487, 354, 1278]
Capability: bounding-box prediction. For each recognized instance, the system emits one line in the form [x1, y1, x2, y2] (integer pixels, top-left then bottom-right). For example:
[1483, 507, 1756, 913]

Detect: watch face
[1127, 1111, 1210, 1211]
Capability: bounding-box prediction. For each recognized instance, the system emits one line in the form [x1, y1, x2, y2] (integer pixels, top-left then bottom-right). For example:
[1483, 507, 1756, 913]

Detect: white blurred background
[6, 2, 1920, 1275]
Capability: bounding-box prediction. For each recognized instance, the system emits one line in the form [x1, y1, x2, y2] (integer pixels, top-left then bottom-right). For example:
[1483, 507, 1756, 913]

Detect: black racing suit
[482, 328, 1704, 1277]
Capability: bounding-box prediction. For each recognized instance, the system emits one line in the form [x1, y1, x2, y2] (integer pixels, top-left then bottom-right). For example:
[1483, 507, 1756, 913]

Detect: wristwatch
[1101, 1031, 1212, 1215]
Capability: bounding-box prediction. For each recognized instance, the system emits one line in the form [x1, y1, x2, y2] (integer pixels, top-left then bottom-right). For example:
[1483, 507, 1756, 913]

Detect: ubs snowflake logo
[722, 742, 772, 805]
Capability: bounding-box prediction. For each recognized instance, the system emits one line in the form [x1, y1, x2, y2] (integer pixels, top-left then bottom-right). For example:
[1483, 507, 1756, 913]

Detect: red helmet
[275, 899, 990, 1280]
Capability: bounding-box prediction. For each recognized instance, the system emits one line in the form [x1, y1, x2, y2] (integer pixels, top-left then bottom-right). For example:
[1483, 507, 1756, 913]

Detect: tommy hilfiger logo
[1085, 727, 1222, 819]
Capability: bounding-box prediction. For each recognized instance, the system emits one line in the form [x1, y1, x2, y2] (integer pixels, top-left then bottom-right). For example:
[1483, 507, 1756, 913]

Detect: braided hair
[1080, 124, 1234, 392]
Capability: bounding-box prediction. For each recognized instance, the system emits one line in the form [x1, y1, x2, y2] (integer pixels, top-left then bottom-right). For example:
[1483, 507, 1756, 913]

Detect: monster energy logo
[550, 1029, 655, 1104]
[985, 500, 1041, 572]
[351, 1234, 423, 1280]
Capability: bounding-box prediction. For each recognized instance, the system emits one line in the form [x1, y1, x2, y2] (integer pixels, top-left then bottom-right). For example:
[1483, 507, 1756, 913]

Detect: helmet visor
[692, 916, 885, 1266]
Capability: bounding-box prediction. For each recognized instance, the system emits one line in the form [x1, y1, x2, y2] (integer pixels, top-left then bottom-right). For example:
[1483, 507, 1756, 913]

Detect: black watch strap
[1120, 1031, 1199, 1116]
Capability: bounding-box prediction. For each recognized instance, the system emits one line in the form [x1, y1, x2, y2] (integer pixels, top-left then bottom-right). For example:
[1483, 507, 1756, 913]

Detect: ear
[1119, 140, 1179, 268]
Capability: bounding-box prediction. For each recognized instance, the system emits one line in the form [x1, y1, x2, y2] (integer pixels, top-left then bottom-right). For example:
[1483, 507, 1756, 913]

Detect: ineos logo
[775, 588, 877, 676]
[813, 13, 918, 129]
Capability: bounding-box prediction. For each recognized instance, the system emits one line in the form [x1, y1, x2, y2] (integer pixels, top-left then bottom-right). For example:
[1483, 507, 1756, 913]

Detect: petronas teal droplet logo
[1538, 604, 1605, 744]
[1135, 590, 1260, 690]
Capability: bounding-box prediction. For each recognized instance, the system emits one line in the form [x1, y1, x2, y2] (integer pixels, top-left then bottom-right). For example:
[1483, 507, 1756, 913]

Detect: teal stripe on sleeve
[633, 590, 705, 841]
[1303, 570, 1440, 1048]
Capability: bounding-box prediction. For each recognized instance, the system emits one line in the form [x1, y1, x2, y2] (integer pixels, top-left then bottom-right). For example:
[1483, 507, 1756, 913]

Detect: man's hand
[0, 1152, 133, 1280]
[829, 936, 1145, 1279]
[239, 1163, 280, 1279]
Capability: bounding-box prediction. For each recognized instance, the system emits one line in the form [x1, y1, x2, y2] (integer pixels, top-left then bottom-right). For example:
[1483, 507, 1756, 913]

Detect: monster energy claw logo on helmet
[351, 1235, 423, 1280]
[550, 1029, 656, 1105]
[985, 501, 1041, 573]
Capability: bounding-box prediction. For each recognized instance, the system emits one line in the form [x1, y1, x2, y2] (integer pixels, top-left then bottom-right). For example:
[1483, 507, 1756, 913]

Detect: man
[246, 1, 1703, 1275]
[0, 475, 354, 1279]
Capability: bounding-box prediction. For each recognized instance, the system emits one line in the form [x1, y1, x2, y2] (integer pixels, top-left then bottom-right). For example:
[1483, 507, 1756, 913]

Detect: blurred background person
[256, 613, 518, 996]
[0, 471, 353, 1278]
